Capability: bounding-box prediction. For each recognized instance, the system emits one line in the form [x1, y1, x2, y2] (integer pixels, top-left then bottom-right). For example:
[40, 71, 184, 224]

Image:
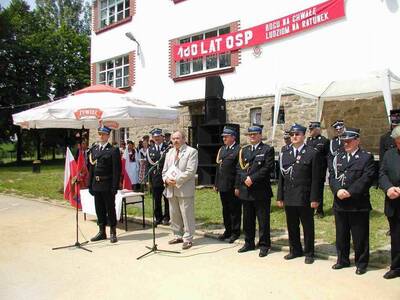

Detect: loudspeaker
[205, 99, 226, 124]
[205, 76, 224, 100]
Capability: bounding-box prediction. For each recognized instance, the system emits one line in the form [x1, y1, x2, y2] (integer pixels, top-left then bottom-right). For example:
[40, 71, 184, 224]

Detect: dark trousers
[285, 206, 315, 257]
[388, 214, 400, 271]
[316, 177, 325, 214]
[94, 191, 117, 227]
[242, 198, 271, 248]
[334, 210, 370, 269]
[153, 186, 170, 221]
[220, 190, 242, 237]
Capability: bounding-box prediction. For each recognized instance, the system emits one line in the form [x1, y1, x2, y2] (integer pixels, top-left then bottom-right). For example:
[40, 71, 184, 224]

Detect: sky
[0, 0, 36, 9]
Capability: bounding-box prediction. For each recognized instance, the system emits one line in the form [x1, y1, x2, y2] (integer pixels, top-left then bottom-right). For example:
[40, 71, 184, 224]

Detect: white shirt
[292, 144, 305, 158]
[251, 142, 261, 152]
[347, 148, 359, 162]
[226, 142, 236, 150]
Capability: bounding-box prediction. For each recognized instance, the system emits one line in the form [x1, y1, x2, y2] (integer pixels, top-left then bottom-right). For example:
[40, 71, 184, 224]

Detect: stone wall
[88, 93, 400, 154]
[322, 93, 400, 154]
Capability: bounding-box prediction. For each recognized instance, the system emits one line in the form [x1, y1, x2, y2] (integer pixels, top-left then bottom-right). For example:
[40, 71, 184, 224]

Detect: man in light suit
[162, 130, 198, 250]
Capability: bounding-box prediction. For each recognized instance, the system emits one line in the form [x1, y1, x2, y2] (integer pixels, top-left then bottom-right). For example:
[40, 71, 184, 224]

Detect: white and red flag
[64, 147, 81, 209]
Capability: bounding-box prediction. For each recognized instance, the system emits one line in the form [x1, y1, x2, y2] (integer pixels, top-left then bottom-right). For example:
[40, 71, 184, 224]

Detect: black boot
[110, 226, 118, 243]
[90, 225, 107, 242]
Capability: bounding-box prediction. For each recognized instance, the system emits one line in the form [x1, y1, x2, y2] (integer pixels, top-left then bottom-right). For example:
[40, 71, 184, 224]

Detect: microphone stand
[137, 145, 180, 260]
[52, 177, 91, 253]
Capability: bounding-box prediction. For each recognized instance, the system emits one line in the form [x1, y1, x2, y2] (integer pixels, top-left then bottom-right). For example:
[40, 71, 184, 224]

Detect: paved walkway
[0, 195, 399, 300]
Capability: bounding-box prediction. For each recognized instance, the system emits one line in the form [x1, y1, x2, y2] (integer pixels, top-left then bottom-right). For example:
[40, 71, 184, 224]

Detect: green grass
[0, 161, 390, 251]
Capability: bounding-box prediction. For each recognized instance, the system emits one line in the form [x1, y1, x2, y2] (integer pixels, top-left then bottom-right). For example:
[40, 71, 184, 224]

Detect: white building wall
[91, 0, 400, 106]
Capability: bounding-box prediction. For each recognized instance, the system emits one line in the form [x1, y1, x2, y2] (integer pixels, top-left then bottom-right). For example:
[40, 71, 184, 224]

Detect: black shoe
[229, 235, 239, 244]
[355, 268, 367, 275]
[238, 244, 255, 253]
[162, 218, 170, 225]
[315, 211, 325, 218]
[259, 247, 270, 257]
[90, 226, 107, 242]
[305, 256, 315, 264]
[383, 270, 400, 279]
[332, 263, 350, 270]
[284, 253, 303, 260]
[155, 219, 163, 225]
[110, 226, 118, 243]
[218, 232, 230, 241]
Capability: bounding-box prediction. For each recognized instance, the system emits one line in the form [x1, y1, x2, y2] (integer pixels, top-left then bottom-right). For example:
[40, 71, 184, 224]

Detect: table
[80, 189, 145, 230]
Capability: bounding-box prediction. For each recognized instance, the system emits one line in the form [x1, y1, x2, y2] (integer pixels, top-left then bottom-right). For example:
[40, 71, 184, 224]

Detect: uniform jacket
[214, 143, 240, 192]
[162, 144, 198, 198]
[329, 148, 375, 212]
[277, 144, 322, 206]
[307, 134, 330, 178]
[379, 131, 395, 163]
[147, 142, 170, 188]
[88, 143, 121, 192]
[234, 142, 275, 201]
[379, 148, 400, 217]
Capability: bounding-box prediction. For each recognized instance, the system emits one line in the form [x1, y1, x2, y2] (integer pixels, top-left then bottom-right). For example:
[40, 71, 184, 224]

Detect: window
[271, 106, 285, 125]
[176, 26, 231, 77]
[98, 55, 130, 88]
[100, 0, 130, 28]
[250, 108, 262, 125]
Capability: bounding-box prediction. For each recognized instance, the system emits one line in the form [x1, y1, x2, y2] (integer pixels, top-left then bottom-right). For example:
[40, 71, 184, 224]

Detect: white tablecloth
[80, 189, 144, 221]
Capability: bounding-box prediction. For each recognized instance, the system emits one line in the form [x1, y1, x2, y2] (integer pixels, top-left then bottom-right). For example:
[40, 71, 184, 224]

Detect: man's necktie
[175, 149, 179, 162]
[294, 149, 298, 158]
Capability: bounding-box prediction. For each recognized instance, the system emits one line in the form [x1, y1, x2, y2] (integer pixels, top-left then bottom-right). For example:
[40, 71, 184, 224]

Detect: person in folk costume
[138, 137, 149, 190]
[126, 140, 140, 191]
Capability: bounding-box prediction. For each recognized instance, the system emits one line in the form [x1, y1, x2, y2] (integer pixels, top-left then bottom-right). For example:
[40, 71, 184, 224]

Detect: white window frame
[99, 0, 130, 28]
[97, 55, 130, 88]
[176, 26, 232, 77]
[250, 107, 262, 125]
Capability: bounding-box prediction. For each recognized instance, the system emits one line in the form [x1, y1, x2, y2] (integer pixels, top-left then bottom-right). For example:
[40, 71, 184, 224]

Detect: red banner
[173, 0, 345, 61]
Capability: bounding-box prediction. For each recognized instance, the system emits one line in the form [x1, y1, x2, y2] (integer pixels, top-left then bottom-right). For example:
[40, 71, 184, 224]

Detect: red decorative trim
[92, 1, 99, 32]
[94, 16, 132, 35]
[230, 21, 241, 67]
[129, 51, 136, 87]
[130, 0, 136, 17]
[120, 86, 132, 92]
[173, 67, 235, 82]
[169, 39, 179, 80]
[91, 63, 97, 85]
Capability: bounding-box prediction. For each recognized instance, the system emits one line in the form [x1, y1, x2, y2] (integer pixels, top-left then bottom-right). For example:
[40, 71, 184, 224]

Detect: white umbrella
[12, 85, 178, 129]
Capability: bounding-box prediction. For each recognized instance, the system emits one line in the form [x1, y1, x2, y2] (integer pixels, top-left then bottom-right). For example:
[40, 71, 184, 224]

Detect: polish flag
[121, 147, 133, 190]
[76, 146, 89, 189]
[64, 147, 81, 209]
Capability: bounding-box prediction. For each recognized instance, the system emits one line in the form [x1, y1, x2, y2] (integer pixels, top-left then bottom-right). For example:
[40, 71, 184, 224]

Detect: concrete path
[0, 194, 399, 300]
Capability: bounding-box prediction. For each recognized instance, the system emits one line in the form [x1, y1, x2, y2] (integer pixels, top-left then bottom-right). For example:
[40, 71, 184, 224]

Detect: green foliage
[0, 161, 391, 251]
[0, 0, 90, 160]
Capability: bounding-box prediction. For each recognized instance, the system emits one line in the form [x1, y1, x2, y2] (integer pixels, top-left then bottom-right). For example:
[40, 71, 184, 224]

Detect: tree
[0, 0, 91, 163]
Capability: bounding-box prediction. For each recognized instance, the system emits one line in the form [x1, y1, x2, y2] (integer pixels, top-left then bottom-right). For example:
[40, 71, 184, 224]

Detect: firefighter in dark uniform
[379, 109, 400, 164]
[329, 128, 376, 275]
[88, 125, 121, 243]
[147, 128, 170, 225]
[277, 123, 322, 264]
[214, 126, 241, 243]
[306, 121, 330, 218]
[328, 120, 345, 164]
[281, 129, 291, 152]
[235, 124, 275, 257]
[379, 125, 400, 279]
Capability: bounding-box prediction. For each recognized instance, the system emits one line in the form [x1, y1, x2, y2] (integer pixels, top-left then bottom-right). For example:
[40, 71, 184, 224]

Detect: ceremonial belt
[94, 175, 112, 182]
